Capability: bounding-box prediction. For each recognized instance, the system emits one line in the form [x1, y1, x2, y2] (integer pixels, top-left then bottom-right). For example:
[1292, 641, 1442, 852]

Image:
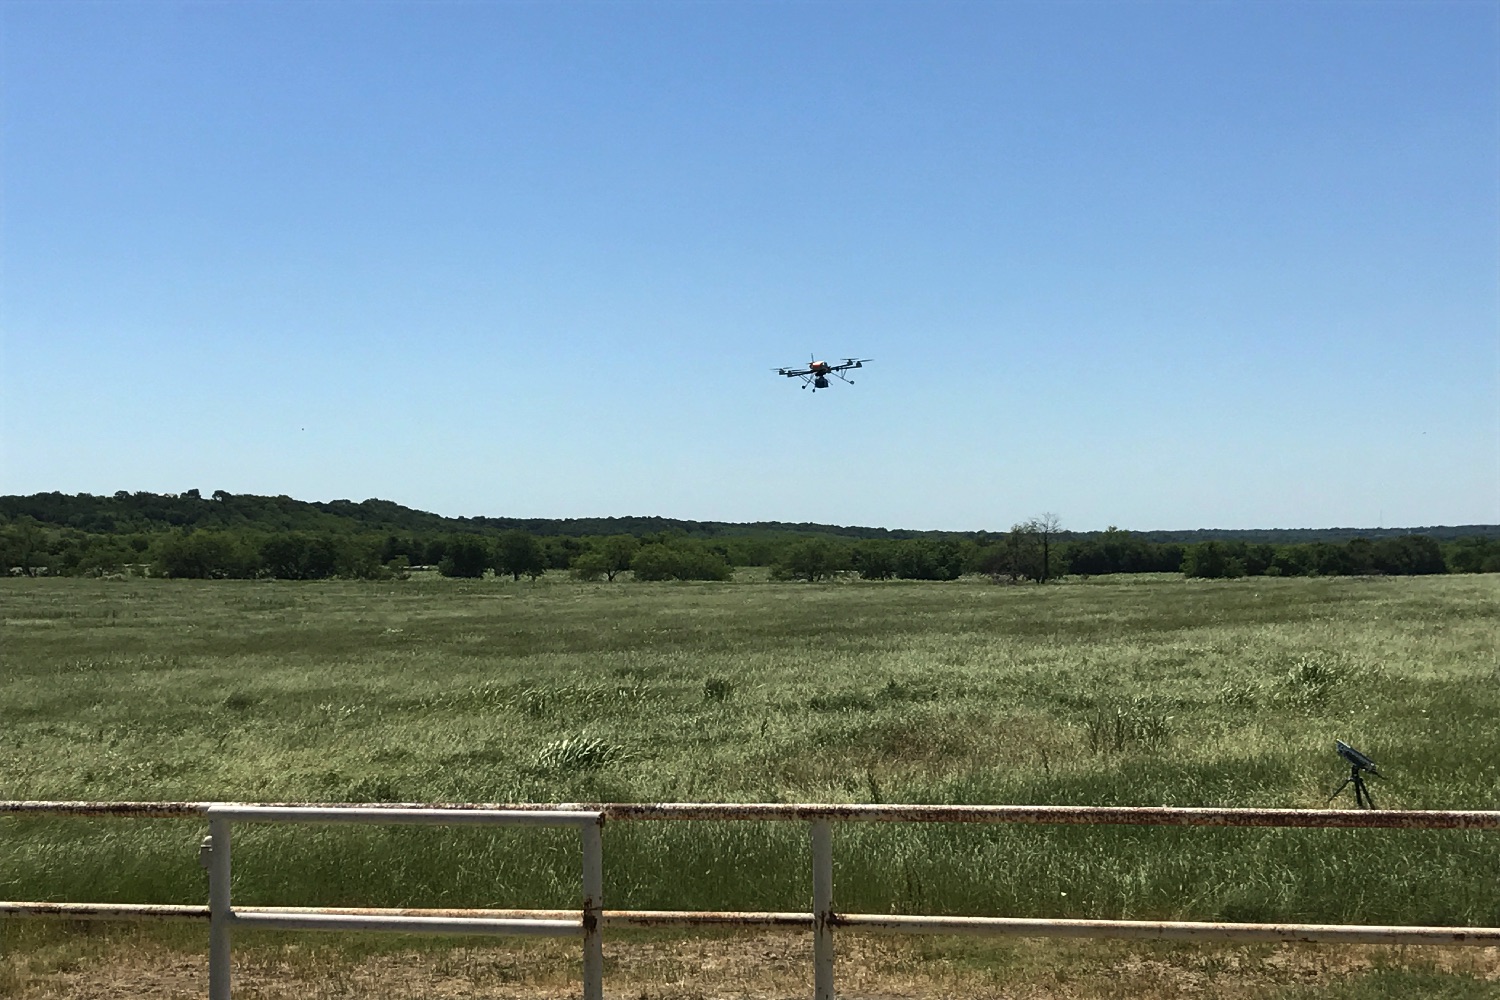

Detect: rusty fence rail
[3, 801, 1500, 1000]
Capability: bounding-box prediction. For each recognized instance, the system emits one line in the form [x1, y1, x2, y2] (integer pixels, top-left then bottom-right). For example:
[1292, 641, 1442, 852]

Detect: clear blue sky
[3, 1, 1496, 531]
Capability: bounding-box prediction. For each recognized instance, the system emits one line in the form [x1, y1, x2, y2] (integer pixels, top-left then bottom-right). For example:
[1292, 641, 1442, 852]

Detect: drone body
[774, 357, 872, 392]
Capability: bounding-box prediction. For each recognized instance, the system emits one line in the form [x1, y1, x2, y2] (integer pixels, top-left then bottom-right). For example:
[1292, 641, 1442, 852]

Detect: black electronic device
[1328, 740, 1381, 808]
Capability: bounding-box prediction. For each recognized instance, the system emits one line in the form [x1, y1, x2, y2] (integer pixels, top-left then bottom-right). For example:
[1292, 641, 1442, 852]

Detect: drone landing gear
[1328, 765, 1376, 809]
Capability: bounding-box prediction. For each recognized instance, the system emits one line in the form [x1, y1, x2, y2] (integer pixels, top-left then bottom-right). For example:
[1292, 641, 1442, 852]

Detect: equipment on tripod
[1328, 740, 1382, 808]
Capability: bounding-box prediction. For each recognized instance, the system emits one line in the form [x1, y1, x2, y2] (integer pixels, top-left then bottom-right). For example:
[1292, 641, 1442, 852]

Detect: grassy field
[2, 572, 1498, 996]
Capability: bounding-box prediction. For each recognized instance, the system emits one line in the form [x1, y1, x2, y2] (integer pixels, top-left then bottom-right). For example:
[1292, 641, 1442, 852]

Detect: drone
[1328, 740, 1383, 809]
[774, 357, 872, 392]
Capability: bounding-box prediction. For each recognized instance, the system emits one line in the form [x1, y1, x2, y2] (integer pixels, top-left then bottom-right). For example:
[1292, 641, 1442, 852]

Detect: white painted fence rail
[4, 800, 1500, 999]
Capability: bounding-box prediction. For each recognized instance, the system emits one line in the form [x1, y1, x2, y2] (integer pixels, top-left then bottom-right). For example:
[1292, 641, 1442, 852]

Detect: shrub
[630, 543, 733, 582]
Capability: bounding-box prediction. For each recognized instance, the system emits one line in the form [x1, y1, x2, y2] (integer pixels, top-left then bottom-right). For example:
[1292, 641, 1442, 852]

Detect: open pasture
[2, 572, 1498, 996]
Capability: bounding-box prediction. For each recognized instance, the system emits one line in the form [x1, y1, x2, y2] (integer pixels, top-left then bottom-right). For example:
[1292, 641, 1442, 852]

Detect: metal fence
[4, 800, 1500, 999]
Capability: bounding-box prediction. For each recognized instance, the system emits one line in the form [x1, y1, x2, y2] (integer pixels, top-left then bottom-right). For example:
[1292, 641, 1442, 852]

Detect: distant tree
[722, 536, 777, 566]
[770, 539, 845, 582]
[1241, 543, 1275, 576]
[1343, 538, 1377, 575]
[334, 536, 390, 580]
[1371, 535, 1446, 575]
[569, 550, 610, 581]
[851, 539, 898, 580]
[0, 517, 45, 576]
[630, 542, 733, 581]
[593, 535, 639, 581]
[985, 519, 1062, 583]
[153, 530, 256, 579]
[1026, 513, 1064, 583]
[259, 533, 340, 580]
[422, 538, 449, 567]
[70, 534, 134, 576]
[1182, 541, 1245, 579]
[495, 531, 545, 581]
[1268, 544, 1315, 577]
[542, 536, 586, 570]
[892, 539, 963, 581]
[1446, 537, 1500, 574]
[629, 544, 678, 582]
[438, 535, 490, 578]
[1065, 527, 1154, 576]
[991, 529, 1037, 583]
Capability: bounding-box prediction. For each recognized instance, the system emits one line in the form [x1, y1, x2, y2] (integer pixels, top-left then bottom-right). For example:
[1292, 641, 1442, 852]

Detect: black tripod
[1328, 740, 1381, 809]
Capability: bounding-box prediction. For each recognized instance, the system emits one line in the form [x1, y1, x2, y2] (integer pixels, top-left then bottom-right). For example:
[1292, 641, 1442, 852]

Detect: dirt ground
[3, 927, 1499, 999]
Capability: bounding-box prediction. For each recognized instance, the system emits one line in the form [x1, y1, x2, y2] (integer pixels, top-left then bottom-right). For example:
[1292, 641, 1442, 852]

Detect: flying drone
[774, 357, 873, 392]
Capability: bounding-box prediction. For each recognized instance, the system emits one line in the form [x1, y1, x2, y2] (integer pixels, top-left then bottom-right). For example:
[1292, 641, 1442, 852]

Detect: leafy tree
[978, 531, 1028, 582]
[438, 535, 490, 578]
[1065, 527, 1181, 576]
[851, 539, 898, 580]
[334, 536, 391, 580]
[153, 530, 256, 579]
[721, 536, 778, 566]
[70, 534, 135, 576]
[629, 544, 678, 581]
[1268, 545, 1315, 577]
[569, 550, 611, 581]
[0, 517, 45, 576]
[495, 531, 545, 581]
[422, 538, 449, 567]
[1343, 538, 1377, 575]
[542, 536, 586, 570]
[1242, 543, 1276, 576]
[1446, 537, 1500, 573]
[630, 542, 733, 581]
[1371, 535, 1446, 575]
[592, 535, 639, 581]
[1182, 541, 1245, 579]
[260, 533, 341, 580]
[1305, 542, 1349, 577]
[893, 539, 963, 581]
[770, 539, 845, 582]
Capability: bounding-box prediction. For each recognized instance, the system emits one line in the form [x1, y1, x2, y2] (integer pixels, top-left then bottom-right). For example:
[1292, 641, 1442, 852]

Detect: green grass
[2, 573, 1497, 931]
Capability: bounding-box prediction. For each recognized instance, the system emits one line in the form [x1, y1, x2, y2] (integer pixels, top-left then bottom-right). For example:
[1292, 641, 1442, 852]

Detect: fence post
[581, 819, 604, 1000]
[812, 818, 834, 1000]
[207, 815, 232, 1000]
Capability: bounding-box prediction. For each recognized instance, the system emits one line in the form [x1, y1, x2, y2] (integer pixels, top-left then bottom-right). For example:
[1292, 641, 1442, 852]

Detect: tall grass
[1, 574, 1497, 926]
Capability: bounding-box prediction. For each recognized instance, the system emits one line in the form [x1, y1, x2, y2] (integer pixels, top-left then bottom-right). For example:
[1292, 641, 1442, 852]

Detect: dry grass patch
[3, 926, 1498, 999]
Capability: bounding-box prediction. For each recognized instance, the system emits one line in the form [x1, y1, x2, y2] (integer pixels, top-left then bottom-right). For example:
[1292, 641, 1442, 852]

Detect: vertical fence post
[811, 818, 834, 1000]
[207, 815, 232, 1000]
[581, 818, 604, 1000]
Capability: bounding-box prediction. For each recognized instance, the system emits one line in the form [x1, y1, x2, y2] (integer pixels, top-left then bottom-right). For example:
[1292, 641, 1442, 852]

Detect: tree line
[2, 492, 1497, 581]
[2, 513, 1496, 582]
[0, 490, 920, 541]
